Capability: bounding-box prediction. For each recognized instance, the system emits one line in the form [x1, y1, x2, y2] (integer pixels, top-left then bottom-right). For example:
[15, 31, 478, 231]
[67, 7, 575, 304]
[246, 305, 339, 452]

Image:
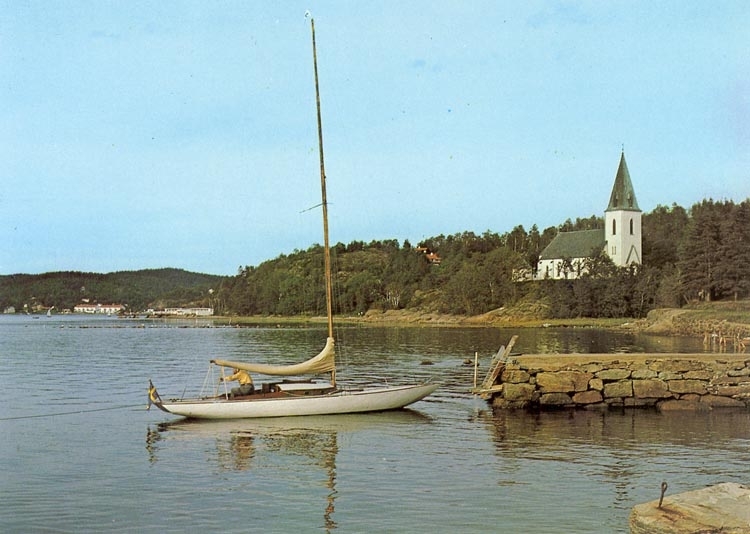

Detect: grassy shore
[214, 300, 750, 337]
[214, 309, 624, 329]
[641, 300, 750, 337]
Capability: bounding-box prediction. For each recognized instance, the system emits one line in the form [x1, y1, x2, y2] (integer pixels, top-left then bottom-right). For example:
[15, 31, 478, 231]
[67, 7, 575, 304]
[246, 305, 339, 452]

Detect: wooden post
[473, 351, 478, 389]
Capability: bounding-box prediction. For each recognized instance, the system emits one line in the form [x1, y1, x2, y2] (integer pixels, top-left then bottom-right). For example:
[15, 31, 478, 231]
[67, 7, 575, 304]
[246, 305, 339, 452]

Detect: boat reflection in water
[146, 410, 432, 531]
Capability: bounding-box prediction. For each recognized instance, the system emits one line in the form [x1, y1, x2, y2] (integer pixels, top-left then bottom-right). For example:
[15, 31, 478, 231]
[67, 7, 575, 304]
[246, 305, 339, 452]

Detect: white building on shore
[160, 307, 214, 316]
[534, 151, 642, 280]
[74, 303, 126, 314]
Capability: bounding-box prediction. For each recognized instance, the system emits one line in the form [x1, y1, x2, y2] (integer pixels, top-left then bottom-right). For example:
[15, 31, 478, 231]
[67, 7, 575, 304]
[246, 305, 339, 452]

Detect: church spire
[606, 151, 640, 211]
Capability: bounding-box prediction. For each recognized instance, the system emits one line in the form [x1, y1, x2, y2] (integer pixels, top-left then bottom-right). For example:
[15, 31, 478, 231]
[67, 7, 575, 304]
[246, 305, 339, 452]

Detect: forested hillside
[3, 199, 747, 319]
[216, 198, 750, 319]
[0, 269, 225, 313]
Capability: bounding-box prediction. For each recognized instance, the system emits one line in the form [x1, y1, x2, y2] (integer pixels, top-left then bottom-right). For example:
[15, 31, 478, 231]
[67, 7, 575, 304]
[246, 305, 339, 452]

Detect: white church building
[534, 152, 642, 280]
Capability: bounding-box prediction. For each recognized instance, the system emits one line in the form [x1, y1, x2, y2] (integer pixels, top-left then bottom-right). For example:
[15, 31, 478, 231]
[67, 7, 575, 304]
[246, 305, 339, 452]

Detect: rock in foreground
[629, 482, 750, 533]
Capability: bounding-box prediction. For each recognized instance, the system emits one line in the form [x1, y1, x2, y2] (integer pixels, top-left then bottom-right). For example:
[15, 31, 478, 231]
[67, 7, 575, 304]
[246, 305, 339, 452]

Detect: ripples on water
[1, 315, 749, 533]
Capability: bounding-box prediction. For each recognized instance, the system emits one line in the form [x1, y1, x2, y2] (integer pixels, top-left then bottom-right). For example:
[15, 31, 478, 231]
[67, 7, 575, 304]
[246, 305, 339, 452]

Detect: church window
[612, 219, 616, 235]
[629, 219, 634, 235]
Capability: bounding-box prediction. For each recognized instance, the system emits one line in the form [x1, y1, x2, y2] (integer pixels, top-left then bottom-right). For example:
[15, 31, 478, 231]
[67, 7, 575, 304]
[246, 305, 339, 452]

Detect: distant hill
[0, 268, 226, 313]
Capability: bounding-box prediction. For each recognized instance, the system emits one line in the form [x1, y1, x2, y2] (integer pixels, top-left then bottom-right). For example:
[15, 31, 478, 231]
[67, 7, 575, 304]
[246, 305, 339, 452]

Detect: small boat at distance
[147, 18, 437, 420]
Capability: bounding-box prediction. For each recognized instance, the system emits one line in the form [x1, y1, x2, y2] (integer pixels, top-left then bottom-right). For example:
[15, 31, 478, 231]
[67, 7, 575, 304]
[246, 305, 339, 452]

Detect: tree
[526, 224, 542, 274]
[654, 263, 682, 308]
[715, 200, 750, 300]
[440, 262, 487, 315]
[378, 247, 428, 309]
[557, 256, 575, 279]
[342, 271, 381, 313]
[631, 265, 660, 317]
[505, 225, 528, 253]
[679, 200, 725, 301]
[643, 203, 689, 269]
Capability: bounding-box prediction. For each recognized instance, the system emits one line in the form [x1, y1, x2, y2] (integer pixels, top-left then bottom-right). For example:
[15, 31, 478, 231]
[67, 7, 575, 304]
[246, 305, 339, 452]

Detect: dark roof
[539, 229, 605, 260]
[606, 152, 640, 212]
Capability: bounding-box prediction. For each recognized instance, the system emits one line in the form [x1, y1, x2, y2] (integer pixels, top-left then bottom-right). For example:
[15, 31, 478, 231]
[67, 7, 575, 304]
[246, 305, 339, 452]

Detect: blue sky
[1, 1, 748, 275]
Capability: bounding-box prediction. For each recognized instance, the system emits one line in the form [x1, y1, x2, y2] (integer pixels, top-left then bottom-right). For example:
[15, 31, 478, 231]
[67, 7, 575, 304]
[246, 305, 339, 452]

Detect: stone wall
[490, 353, 750, 411]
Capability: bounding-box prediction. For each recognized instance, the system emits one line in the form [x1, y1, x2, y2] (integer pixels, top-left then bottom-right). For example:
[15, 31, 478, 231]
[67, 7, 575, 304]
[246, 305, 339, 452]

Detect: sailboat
[147, 18, 437, 420]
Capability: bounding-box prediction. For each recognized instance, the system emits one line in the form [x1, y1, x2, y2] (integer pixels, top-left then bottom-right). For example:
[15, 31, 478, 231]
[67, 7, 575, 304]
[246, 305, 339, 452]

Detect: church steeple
[606, 151, 640, 212]
[604, 150, 642, 268]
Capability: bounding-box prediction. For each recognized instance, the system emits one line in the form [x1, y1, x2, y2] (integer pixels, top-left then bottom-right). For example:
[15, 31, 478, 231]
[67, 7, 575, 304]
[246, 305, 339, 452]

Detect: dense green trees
[0, 269, 223, 313]
[718, 200, 750, 300]
[642, 203, 689, 269]
[215, 198, 749, 319]
[3, 198, 747, 319]
[678, 199, 750, 302]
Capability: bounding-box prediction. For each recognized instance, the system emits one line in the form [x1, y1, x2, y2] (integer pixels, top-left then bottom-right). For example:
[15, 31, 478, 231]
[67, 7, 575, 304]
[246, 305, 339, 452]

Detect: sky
[1, 1, 748, 276]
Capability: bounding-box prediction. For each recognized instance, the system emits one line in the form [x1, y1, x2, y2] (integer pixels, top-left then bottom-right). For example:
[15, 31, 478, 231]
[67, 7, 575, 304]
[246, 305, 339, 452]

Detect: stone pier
[482, 353, 750, 411]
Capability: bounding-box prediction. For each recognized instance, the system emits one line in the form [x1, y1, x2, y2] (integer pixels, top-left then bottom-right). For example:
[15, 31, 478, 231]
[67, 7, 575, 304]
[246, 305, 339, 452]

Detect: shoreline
[213, 311, 637, 330]
[213, 302, 750, 338]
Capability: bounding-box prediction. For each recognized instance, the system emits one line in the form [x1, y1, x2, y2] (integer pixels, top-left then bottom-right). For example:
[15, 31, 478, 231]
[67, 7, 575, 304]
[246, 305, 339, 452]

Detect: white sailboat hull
[154, 383, 438, 420]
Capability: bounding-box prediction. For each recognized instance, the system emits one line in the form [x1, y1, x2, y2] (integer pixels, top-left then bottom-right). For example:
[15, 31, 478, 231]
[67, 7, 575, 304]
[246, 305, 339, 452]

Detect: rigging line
[300, 202, 323, 214]
[0, 403, 142, 421]
[301, 201, 335, 215]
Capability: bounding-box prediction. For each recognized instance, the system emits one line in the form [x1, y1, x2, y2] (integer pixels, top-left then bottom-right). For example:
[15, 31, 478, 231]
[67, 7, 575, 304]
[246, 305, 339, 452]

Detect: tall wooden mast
[310, 18, 335, 383]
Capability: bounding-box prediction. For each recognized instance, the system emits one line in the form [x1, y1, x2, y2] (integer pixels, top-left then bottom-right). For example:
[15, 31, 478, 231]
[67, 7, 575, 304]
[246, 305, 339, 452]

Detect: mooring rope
[0, 404, 143, 421]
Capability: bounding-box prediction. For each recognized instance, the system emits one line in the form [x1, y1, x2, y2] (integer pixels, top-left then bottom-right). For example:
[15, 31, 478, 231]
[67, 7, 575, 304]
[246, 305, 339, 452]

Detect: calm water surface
[1, 315, 749, 533]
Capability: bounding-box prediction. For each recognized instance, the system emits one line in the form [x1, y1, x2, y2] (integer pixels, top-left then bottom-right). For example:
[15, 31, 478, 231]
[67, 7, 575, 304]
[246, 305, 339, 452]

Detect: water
[1, 315, 749, 533]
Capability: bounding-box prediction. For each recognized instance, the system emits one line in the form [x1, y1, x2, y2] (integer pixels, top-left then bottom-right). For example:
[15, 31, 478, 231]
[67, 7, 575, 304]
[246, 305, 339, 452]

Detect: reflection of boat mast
[264, 429, 339, 530]
[144, 413, 432, 528]
[146, 419, 339, 529]
[323, 433, 337, 532]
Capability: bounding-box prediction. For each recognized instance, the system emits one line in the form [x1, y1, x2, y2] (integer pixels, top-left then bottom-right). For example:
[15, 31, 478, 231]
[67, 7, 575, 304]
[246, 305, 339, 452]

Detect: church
[534, 152, 642, 280]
